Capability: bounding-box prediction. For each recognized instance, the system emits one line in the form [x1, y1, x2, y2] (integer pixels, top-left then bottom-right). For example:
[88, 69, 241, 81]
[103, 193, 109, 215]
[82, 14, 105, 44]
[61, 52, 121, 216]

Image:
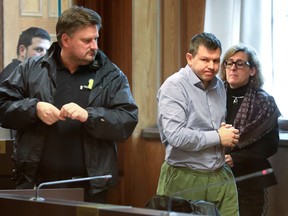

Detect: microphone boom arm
[30, 174, 112, 201]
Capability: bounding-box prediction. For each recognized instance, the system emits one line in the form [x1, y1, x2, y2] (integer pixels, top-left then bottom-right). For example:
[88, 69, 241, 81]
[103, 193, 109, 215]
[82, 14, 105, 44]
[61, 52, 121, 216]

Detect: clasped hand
[36, 102, 88, 125]
[217, 122, 239, 148]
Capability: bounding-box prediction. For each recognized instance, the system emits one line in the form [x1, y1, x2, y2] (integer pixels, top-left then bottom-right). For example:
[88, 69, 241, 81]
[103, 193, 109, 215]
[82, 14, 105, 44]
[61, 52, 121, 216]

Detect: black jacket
[225, 84, 279, 191]
[0, 59, 22, 83]
[226, 122, 279, 190]
[0, 42, 138, 192]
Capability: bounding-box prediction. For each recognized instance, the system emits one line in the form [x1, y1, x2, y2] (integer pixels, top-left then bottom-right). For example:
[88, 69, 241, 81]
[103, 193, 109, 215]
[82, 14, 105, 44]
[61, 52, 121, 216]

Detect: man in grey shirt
[156, 32, 240, 216]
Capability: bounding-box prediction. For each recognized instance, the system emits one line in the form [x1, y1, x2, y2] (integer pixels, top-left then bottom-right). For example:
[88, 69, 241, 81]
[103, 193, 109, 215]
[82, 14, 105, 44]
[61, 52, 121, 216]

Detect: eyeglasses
[223, 60, 250, 69]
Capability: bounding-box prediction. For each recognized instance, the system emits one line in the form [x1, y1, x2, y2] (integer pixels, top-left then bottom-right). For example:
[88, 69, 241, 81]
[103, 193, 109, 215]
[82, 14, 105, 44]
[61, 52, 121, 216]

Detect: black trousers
[238, 188, 266, 216]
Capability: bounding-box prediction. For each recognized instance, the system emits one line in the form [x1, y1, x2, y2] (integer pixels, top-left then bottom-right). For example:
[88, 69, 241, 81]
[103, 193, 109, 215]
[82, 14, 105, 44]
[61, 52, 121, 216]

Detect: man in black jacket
[0, 27, 51, 83]
[0, 6, 138, 203]
[0, 27, 51, 141]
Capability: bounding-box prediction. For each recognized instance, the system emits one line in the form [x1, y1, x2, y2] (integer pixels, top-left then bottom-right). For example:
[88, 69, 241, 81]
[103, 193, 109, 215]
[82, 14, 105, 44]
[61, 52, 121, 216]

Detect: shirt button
[100, 118, 105, 122]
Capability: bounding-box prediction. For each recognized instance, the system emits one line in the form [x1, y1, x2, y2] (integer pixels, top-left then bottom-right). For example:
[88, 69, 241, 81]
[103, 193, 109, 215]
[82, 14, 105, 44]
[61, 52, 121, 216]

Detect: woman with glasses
[219, 44, 281, 216]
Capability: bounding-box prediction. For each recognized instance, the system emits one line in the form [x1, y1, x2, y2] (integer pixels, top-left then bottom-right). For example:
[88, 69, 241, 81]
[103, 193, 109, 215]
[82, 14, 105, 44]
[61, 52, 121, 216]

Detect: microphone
[166, 168, 273, 215]
[235, 168, 273, 182]
[30, 174, 112, 201]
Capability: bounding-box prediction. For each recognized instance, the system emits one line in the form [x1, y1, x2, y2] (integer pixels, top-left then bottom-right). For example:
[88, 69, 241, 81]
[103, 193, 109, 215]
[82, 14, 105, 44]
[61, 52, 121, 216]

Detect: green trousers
[157, 161, 239, 216]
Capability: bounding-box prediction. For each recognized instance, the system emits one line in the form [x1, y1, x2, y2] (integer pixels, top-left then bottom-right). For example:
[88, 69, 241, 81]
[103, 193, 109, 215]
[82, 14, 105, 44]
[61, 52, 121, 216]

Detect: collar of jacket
[40, 42, 120, 87]
[41, 42, 116, 73]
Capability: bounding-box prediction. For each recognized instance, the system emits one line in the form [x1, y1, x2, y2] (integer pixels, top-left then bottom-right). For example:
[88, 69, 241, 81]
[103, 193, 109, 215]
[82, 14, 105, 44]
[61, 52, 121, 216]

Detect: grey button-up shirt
[157, 65, 226, 171]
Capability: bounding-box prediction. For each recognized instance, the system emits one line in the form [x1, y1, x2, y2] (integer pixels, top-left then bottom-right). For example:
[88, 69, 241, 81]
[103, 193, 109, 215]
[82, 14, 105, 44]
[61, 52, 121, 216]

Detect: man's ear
[186, 52, 193, 65]
[18, 45, 26, 61]
[61, 33, 70, 47]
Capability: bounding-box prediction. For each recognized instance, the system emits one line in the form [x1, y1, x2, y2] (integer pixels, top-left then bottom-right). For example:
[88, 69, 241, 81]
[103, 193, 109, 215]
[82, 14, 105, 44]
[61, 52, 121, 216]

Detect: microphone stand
[30, 174, 112, 201]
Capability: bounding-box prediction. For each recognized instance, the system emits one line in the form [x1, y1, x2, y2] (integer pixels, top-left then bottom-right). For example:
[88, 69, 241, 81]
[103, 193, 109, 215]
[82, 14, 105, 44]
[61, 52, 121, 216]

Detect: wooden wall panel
[162, 0, 206, 81]
[132, 0, 206, 207]
[161, 0, 182, 81]
[131, 0, 159, 206]
[74, 0, 133, 206]
[75, 0, 132, 83]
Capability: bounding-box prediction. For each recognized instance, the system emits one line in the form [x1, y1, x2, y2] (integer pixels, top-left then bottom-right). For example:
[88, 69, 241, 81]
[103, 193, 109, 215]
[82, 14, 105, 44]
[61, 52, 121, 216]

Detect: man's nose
[90, 40, 98, 50]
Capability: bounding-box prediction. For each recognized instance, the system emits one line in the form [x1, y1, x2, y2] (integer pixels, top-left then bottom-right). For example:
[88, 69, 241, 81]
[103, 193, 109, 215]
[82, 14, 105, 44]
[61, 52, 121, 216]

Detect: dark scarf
[226, 81, 281, 148]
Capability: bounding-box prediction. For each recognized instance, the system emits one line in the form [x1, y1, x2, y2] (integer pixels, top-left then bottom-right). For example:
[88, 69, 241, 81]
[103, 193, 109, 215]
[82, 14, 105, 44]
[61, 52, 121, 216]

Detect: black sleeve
[229, 123, 279, 164]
